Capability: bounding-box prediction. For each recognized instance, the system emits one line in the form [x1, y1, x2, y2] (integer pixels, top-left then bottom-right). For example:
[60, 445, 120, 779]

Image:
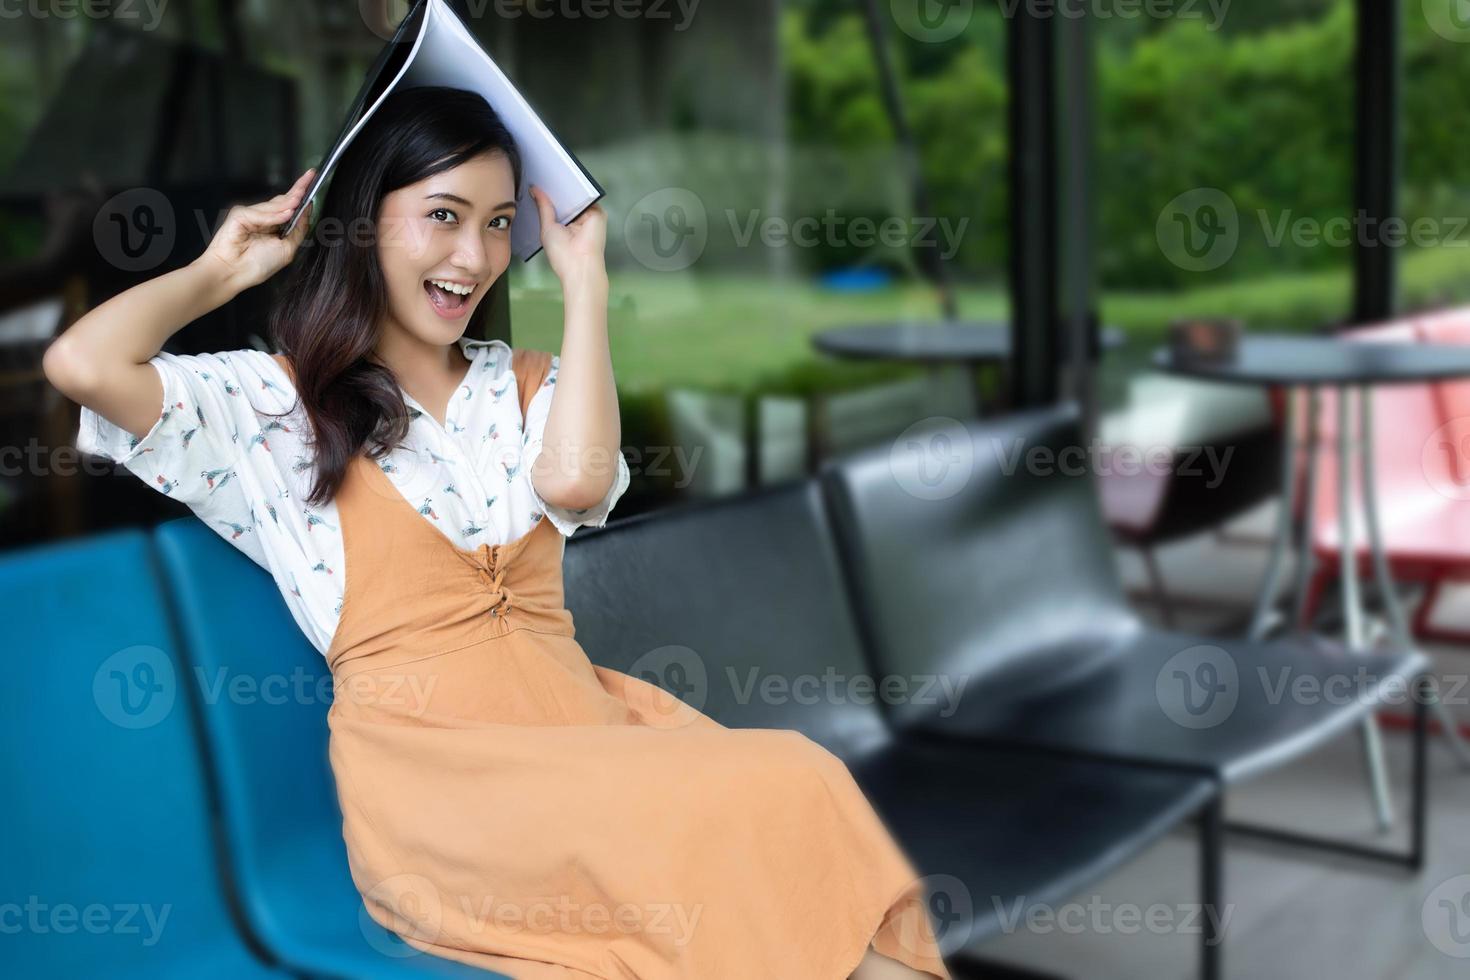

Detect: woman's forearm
[536, 271, 621, 510]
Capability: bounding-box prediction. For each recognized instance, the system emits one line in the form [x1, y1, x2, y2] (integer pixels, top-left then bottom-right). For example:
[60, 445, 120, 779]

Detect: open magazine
[280, 0, 604, 262]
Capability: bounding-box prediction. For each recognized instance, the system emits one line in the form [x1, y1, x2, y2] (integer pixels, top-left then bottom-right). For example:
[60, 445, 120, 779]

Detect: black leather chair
[563, 481, 1218, 977]
[820, 403, 1433, 875]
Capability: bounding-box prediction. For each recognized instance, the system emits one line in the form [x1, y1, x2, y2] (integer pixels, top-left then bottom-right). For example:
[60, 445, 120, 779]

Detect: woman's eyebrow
[424, 192, 516, 211]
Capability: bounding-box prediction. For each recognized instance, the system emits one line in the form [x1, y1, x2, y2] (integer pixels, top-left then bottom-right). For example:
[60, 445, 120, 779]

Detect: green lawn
[510, 243, 1470, 404]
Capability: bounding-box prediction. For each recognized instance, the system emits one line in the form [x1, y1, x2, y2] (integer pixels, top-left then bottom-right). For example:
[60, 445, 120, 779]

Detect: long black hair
[266, 85, 523, 506]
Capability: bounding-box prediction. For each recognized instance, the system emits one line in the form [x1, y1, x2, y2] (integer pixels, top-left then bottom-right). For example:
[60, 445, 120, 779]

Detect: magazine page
[404, 0, 601, 260]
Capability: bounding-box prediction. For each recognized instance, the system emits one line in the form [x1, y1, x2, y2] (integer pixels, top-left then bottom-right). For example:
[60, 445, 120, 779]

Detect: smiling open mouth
[424, 279, 472, 316]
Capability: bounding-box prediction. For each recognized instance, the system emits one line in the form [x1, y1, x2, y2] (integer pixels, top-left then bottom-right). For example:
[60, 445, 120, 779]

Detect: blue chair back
[0, 529, 276, 978]
[154, 518, 494, 978]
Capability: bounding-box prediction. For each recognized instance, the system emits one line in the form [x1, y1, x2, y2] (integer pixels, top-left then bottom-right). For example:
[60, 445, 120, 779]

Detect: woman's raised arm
[523, 184, 621, 513]
[43, 168, 316, 440]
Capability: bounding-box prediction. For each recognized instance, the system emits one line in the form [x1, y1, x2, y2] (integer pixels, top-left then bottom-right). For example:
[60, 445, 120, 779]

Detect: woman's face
[375, 150, 517, 346]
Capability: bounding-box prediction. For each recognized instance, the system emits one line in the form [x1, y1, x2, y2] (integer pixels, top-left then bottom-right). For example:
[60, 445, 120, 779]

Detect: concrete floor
[964, 500, 1470, 980]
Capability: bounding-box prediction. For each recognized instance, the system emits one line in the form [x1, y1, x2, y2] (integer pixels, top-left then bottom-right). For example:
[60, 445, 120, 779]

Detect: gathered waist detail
[324, 451, 578, 677]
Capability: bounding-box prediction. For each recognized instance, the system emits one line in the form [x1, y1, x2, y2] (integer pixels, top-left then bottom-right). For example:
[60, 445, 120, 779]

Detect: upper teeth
[429, 279, 474, 295]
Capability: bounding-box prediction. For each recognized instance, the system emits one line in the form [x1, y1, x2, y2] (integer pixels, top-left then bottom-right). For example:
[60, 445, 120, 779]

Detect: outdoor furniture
[21, 400, 1437, 980]
[812, 319, 1124, 413]
[1158, 333, 1470, 824]
[9, 461, 1226, 979]
[1294, 322, 1453, 627]
[1096, 375, 1282, 625]
[1295, 308, 1470, 650]
[0, 530, 282, 979]
[1409, 307, 1470, 642]
[561, 479, 1220, 976]
[744, 366, 977, 485]
[820, 404, 1432, 880]
[151, 525, 503, 980]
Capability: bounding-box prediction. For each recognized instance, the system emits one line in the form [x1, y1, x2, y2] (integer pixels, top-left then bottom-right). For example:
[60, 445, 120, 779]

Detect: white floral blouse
[75, 337, 631, 658]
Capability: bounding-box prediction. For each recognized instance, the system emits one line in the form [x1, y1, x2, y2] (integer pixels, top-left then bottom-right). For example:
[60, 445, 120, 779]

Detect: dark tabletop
[1154, 335, 1470, 385]
[812, 320, 1125, 365]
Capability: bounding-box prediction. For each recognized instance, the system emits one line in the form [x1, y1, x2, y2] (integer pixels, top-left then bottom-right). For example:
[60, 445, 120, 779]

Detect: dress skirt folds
[323, 350, 952, 980]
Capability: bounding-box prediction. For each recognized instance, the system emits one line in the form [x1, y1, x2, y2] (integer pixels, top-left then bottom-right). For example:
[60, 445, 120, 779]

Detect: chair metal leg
[1289, 387, 1321, 630]
[1356, 386, 1470, 770]
[1336, 384, 1394, 832]
[1200, 796, 1223, 980]
[1223, 671, 1429, 868]
[1357, 715, 1394, 832]
[1140, 544, 1178, 628]
[1412, 673, 1430, 871]
[1249, 385, 1302, 641]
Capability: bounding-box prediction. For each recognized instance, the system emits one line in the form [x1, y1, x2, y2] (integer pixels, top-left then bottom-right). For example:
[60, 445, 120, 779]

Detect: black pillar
[1008, 0, 1060, 408]
[1352, 0, 1400, 323]
[1057, 7, 1097, 435]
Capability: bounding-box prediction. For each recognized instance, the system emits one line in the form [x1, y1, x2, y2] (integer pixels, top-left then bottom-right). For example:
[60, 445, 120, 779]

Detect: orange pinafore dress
[323, 349, 952, 980]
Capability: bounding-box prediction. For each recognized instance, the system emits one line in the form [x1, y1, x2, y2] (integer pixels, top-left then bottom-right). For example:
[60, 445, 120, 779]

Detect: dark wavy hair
[265, 85, 523, 506]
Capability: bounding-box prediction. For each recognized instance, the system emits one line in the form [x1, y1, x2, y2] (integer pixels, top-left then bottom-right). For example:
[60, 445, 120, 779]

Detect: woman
[45, 86, 952, 980]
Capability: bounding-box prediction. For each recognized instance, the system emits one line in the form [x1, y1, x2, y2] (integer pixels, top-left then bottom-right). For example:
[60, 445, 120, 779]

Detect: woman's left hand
[531, 184, 607, 291]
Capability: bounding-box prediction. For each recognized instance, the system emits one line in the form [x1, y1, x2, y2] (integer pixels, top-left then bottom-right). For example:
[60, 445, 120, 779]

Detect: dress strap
[511, 348, 553, 419]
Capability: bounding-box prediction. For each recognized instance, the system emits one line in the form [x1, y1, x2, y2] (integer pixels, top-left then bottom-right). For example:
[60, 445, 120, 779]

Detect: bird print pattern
[75, 337, 630, 658]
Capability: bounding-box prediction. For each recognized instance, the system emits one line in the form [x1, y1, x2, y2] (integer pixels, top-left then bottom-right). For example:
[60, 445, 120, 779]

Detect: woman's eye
[429, 207, 457, 223]
[488, 215, 511, 230]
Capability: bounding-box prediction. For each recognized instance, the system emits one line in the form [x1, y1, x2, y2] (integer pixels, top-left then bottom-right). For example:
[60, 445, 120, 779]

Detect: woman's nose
[451, 230, 489, 277]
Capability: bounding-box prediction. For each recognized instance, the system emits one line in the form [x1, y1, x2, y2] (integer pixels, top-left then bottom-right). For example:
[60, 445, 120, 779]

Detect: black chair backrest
[563, 481, 893, 761]
[821, 403, 1142, 729]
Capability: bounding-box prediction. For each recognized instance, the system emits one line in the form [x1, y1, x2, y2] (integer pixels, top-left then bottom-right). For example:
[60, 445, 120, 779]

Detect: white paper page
[403, 0, 600, 260]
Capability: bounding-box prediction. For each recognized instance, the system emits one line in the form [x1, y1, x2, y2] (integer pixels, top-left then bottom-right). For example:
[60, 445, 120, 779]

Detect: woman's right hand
[196, 167, 316, 294]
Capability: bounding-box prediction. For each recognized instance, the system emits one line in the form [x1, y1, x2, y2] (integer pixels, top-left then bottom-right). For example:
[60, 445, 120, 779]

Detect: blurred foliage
[1096, 5, 1356, 288]
[784, 0, 1470, 292]
[1, 0, 1465, 409]
[782, 4, 1008, 280]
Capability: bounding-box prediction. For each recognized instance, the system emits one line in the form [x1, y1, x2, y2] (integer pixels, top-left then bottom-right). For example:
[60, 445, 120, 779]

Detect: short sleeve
[521, 354, 631, 537]
[75, 349, 269, 567]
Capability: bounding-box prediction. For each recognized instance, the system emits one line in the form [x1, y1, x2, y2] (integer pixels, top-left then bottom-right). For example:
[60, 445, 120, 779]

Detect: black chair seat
[847, 738, 1215, 949]
[563, 482, 1217, 965]
[910, 626, 1430, 783]
[821, 403, 1433, 785]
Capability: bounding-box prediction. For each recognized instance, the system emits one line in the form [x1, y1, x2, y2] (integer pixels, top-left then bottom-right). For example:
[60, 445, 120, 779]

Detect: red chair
[1402, 308, 1470, 642]
[1298, 313, 1470, 651]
